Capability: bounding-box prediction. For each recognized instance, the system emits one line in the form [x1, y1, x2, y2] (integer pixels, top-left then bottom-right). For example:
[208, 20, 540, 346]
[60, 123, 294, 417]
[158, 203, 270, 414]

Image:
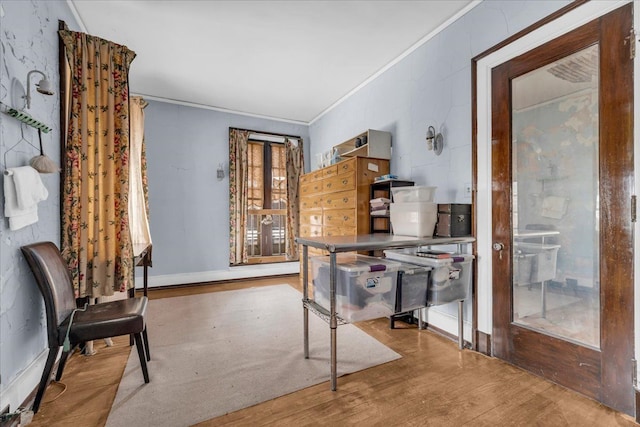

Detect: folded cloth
[11, 166, 48, 209]
[4, 167, 47, 231]
[4, 171, 39, 230]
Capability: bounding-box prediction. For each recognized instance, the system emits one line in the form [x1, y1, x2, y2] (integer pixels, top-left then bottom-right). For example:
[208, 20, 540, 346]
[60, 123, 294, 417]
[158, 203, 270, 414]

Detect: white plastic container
[384, 249, 474, 306]
[391, 186, 437, 203]
[311, 254, 402, 322]
[390, 202, 437, 237]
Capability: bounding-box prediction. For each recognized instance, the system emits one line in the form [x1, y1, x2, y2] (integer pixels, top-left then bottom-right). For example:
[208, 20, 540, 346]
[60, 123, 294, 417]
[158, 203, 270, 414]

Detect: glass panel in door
[510, 44, 599, 348]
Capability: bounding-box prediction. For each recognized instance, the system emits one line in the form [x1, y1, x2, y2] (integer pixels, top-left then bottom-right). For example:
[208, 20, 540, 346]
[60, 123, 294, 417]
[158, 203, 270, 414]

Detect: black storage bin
[395, 265, 430, 313]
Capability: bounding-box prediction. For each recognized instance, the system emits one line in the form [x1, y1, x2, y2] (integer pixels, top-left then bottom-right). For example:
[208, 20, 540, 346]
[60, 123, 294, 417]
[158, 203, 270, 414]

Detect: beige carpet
[106, 285, 401, 427]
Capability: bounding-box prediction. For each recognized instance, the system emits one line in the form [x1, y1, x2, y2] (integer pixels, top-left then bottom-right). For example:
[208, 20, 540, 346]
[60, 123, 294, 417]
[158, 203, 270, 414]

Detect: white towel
[4, 167, 47, 231]
[11, 166, 48, 209]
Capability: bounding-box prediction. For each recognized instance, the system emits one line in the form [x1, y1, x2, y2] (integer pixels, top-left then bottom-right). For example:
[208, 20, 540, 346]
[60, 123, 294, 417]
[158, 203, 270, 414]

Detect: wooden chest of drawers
[299, 157, 390, 284]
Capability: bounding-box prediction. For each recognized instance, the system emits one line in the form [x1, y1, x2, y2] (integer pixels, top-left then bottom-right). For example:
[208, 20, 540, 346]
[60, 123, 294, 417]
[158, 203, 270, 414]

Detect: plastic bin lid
[398, 263, 432, 273]
[311, 253, 402, 273]
[383, 248, 474, 266]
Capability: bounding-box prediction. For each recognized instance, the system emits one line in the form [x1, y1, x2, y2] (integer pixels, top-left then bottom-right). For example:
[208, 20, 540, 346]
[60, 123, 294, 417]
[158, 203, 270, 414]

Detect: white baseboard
[419, 306, 474, 343]
[135, 262, 300, 288]
[0, 348, 50, 414]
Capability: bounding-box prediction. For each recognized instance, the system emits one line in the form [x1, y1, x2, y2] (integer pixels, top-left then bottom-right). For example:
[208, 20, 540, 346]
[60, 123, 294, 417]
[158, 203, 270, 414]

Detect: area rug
[106, 285, 401, 427]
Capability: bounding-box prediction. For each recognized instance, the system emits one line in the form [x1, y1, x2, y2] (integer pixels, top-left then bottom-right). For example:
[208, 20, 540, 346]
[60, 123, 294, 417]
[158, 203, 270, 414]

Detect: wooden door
[491, 4, 634, 415]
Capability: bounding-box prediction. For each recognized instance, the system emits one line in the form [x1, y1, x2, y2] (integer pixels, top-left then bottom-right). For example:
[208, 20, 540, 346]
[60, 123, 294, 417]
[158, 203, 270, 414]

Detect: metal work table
[295, 234, 475, 391]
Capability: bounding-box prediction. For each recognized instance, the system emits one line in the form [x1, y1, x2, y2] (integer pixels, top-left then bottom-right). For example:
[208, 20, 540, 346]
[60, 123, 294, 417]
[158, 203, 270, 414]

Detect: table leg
[330, 252, 337, 391]
[458, 300, 464, 350]
[303, 245, 309, 359]
[541, 281, 547, 318]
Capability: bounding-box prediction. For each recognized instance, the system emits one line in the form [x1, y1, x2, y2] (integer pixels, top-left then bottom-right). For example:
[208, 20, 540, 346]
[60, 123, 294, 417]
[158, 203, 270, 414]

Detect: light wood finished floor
[28, 275, 636, 426]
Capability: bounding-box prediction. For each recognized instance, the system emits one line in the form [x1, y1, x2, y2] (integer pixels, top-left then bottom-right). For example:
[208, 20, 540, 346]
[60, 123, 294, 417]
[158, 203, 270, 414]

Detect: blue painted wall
[144, 101, 310, 277]
[0, 0, 79, 411]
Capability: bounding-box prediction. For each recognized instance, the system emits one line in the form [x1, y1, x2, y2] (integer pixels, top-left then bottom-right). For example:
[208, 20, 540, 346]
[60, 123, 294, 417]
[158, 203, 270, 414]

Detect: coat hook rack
[3, 107, 52, 133]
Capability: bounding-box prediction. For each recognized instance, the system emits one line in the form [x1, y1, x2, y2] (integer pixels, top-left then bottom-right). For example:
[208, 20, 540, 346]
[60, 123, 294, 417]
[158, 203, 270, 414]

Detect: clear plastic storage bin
[384, 249, 474, 306]
[514, 242, 560, 283]
[311, 254, 402, 322]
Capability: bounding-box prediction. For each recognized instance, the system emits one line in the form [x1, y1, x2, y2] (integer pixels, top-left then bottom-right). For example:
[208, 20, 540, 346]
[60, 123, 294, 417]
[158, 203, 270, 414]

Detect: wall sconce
[24, 70, 54, 109]
[426, 125, 444, 156]
[217, 163, 225, 180]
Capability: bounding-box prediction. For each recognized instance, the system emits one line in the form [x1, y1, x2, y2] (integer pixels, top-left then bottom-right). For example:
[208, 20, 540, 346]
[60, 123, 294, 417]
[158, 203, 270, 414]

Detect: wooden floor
[28, 275, 636, 427]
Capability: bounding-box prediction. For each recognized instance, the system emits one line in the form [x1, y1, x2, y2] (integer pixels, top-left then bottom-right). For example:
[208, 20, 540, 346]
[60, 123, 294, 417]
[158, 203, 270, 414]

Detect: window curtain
[228, 129, 250, 265]
[285, 138, 304, 260]
[129, 96, 152, 261]
[59, 29, 136, 298]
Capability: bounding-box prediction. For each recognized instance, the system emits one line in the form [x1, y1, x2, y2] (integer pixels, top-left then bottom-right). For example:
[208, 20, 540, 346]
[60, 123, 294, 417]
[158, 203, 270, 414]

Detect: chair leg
[142, 327, 150, 361]
[55, 349, 71, 381]
[32, 346, 59, 413]
[133, 332, 150, 383]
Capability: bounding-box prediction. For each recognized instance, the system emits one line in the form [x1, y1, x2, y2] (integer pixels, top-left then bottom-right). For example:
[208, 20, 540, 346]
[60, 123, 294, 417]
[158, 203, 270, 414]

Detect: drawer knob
[342, 179, 348, 185]
[343, 216, 349, 221]
[343, 197, 348, 203]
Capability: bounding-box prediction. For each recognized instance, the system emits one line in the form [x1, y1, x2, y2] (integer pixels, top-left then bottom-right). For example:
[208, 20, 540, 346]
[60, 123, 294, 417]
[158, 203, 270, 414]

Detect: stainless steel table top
[295, 234, 475, 253]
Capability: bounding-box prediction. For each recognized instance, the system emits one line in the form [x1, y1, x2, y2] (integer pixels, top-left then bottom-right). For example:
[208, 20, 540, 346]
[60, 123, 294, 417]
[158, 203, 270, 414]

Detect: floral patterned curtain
[229, 129, 250, 265]
[59, 29, 136, 298]
[129, 96, 152, 261]
[285, 138, 304, 260]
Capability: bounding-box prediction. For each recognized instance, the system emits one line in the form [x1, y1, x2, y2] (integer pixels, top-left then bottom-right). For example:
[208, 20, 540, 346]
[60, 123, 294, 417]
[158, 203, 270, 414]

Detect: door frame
[472, 0, 637, 410]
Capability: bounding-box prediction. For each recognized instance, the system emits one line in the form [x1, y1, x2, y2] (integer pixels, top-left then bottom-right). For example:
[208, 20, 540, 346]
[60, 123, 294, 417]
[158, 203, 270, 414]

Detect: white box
[391, 186, 436, 203]
[311, 254, 401, 322]
[390, 202, 437, 237]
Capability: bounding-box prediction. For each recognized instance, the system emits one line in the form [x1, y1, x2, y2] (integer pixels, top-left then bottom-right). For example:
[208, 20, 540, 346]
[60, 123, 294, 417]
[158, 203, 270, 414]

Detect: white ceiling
[70, 1, 475, 123]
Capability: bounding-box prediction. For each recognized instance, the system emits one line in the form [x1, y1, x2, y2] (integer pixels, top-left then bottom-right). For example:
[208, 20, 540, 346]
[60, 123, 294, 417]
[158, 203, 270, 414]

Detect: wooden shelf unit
[369, 179, 415, 234]
[333, 129, 391, 160]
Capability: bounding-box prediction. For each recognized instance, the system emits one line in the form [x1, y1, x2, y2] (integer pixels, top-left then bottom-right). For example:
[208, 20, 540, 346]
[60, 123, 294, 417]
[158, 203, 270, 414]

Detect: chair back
[21, 242, 76, 348]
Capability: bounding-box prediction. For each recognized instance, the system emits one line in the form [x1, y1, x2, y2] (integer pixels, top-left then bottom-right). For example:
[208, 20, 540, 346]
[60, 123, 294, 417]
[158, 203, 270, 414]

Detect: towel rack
[3, 108, 52, 133]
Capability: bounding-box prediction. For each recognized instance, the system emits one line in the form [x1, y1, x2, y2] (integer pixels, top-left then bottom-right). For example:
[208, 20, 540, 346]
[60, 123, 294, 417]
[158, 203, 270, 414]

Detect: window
[246, 140, 288, 262]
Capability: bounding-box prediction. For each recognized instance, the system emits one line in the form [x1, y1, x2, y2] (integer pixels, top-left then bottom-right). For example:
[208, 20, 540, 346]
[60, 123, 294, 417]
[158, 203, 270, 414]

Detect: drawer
[324, 225, 356, 237]
[307, 247, 328, 257]
[323, 171, 356, 193]
[336, 158, 356, 175]
[323, 165, 338, 178]
[300, 169, 324, 184]
[323, 209, 356, 228]
[300, 179, 324, 196]
[301, 195, 323, 210]
[301, 210, 323, 226]
[323, 190, 356, 210]
[300, 224, 323, 238]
